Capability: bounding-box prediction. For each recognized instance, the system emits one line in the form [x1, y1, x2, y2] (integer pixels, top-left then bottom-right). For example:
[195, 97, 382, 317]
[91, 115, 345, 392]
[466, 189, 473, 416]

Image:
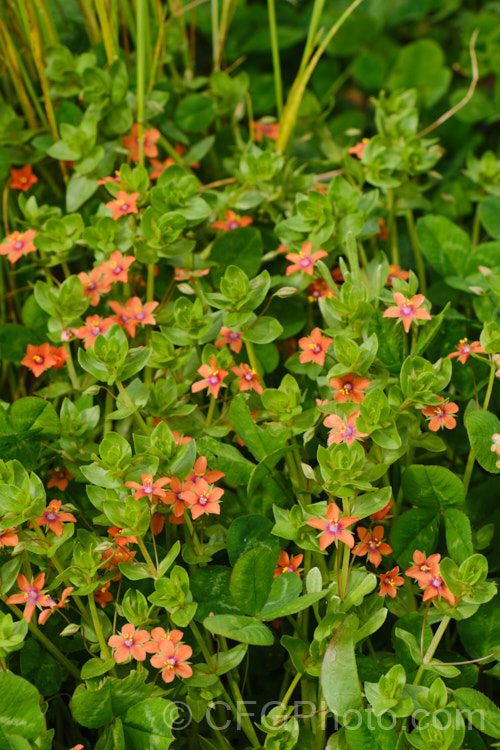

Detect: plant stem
[95, 0, 116, 64]
[211, 0, 220, 70]
[136, 0, 146, 166]
[64, 343, 79, 390]
[482, 365, 495, 411]
[472, 202, 481, 250]
[245, 339, 263, 381]
[386, 188, 399, 266]
[88, 593, 112, 661]
[413, 616, 450, 686]
[405, 210, 426, 294]
[298, 0, 326, 76]
[205, 395, 216, 427]
[273, 671, 302, 726]
[115, 380, 150, 433]
[267, 0, 283, 117]
[137, 535, 157, 576]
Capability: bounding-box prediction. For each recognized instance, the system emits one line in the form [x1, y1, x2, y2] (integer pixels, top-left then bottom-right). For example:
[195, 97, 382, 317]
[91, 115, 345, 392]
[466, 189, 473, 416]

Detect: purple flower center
[431, 577, 442, 589]
[91, 326, 101, 335]
[124, 636, 134, 647]
[342, 424, 355, 439]
[143, 485, 153, 494]
[26, 588, 40, 604]
[13, 241, 24, 250]
[313, 344, 321, 354]
[326, 521, 340, 535]
[228, 331, 240, 340]
[300, 257, 312, 268]
[199, 494, 209, 506]
[401, 305, 413, 316]
[208, 375, 219, 385]
[135, 311, 146, 320]
[113, 266, 122, 275]
[244, 373, 253, 381]
[167, 657, 176, 666]
[45, 511, 58, 522]
[121, 203, 129, 211]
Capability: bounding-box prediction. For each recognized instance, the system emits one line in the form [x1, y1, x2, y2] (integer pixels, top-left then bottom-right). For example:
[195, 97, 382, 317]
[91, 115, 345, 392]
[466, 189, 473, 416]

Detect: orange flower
[231, 363, 263, 394]
[377, 217, 388, 241]
[162, 477, 192, 517]
[78, 268, 112, 306]
[101, 542, 136, 577]
[37, 586, 73, 625]
[421, 563, 455, 606]
[191, 357, 229, 398]
[76, 315, 114, 348]
[108, 623, 151, 663]
[323, 410, 369, 446]
[6, 573, 53, 623]
[35, 499, 76, 537]
[0, 230, 37, 263]
[122, 123, 161, 162]
[97, 171, 120, 185]
[448, 338, 485, 365]
[0, 527, 18, 549]
[149, 157, 175, 179]
[108, 526, 137, 547]
[183, 478, 224, 520]
[353, 526, 392, 567]
[422, 398, 459, 432]
[379, 566, 404, 598]
[150, 639, 193, 683]
[387, 265, 409, 284]
[49, 346, 69, 369]
[211, 210, 253, 230]
[383, 292, 432, 333]
[99, 251, 136, 283]
[298, 328, 333, 366]
[10, 165, 38, 191]
[371, 499, 393, 522]
[94, 581, 113, 608]
[106, 190, 140, 220]
[125, 473, 170, 501]
[47, 467, 73, 491]
[108, 297, 158, 337]
[307, 279, 335, 302]
[186, 456, 225, 486]
[174, 267, 210, 282]
[21, 343, 57, 377]
[173, 431, 192, 446]
[329, 373, 370, 404]
[286, 241, 327, 276]
[252, 120, 280, 142]
[405, 550, 441, 586]
[348, 138, 369, 159]
[215, 327, 243, 353]
[306, 502, 359, 550]
[274, 551, 303, 579]
[147, 627, 184, 653]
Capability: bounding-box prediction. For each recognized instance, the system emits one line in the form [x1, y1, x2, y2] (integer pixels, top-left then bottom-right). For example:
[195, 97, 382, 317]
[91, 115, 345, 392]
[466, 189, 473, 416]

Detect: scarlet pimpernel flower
[0, 527, 18, 549]
[353, 526, 392, 567]
[323, 410, 369, 446]
[211, 210, 253, 230]
[348, 138, 369, 159]
[329, 373, 370, 404]
[122, 123, 161, 162]
[306, 502, 359, 550]
[10, 165, 38, 191]
[285, 241, 327, 276]
[274, 551, 303, 578]
[125, 473, 170, 501]
[100, 251, 135, 283]
[422, 398, 459, 432]
[448, 338, 485, 364]
[0, 230, 37, 263]
[94, 581, 113, 609]
[162, 477, 191, 517]
[21, 343, 57, 377]
[76, 315, 114, 348]
[47, 467, 73, 491]
[215, 327, 243, 353]
[231, 363, 263, 394]
[6, 573, 53, 623]
[405, 550, 442, 585]
[383, 292, 431, 333]
[187, 456, 225, 486]
[150, 639, 193, 683]
[298, 328, 333, 366]
[35, 499, 76, 536]
[105, 190, 140, 220]
[184, 479, 224, 519]
[307, 279, 335, 302]
[379, 567, 404, 598]
[191, 358, 229, 398]
[78, 268, 111, 306]
[387, 264, 409, 284]
[108, 297, 158, 337]
[108, 623, 151, 663]
[252, 120, 280, 142]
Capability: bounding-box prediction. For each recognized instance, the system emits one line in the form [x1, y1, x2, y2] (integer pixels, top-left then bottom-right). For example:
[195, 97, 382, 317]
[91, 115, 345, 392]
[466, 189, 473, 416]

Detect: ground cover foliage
[0, 0, 499, 747]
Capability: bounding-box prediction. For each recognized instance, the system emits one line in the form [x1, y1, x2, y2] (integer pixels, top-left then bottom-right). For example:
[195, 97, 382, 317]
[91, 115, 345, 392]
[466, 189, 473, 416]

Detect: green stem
[63, 343, 79, 390]
[267, 0, 283, 118]
[405, 210, 426, 294]
[205, 395, 216, 427]
[88, 593, 112, 661]
[273, 671, 302, 727]
[472, 202, 481, 250]
[345, 231, 360, 286]
[413, 616, 450, 686]
[184, 512, 203, 556]
[298, 0, 326, 76]
[463, 366, 495, 495]
[482, 365, 495, 411]
[95, 0, 116, 64]
[136, 535, 157, 577]
[115, 380, 150, 433]
[245, 339, 263, 381]
[136, 0, 146, 166]
[211, 0, 220, 70]
[387, 189, 399, 266]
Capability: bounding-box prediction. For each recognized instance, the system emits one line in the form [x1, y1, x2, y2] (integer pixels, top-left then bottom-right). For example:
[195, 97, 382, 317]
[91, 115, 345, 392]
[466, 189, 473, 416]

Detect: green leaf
[402, 465, 465, 509]
[20, 640, 63, 696]
[213, 643, 248, 675]
[416, 215, 470, 277]
[0, 672, 44, 743]
[478, 196, 500, 239]
[345, 710, 398, 749]
[210, 227, 262, 284]
[70, 671, 153, 728]
[0, 325, 38, 364]
[454, 688, 500, 739]
[351, 487, 392, 520]
[226, 515, 280, 566]
[321, 614, 362, 720]
[457, 595, 500, 660]
[10, 398, 60, 440]
[243, 316, 283, 344]
[122, 698, 176, 749]
[388, 39, 451, 107]
[191, 566, 242, 620]
[174, 94, 216, 132]
[260, 591, 325, 621]
[444, 509, 473, 565]
[229, 547, 275, 616]
[66, 172, 98, 211]
[391, 509, 439, 569]
[203, 614, 273, 646]
[196, 436, 254, 486]
[465, 409, 500, 474]
[229, 393, 287, 461]
[81, 658, 116, 680]
[260, 572, 302, 617]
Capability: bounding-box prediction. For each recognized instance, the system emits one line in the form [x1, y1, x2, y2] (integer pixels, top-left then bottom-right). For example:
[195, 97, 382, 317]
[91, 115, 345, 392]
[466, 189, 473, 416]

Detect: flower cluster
[108, 624, 193, 683]
[21, 344, 68, 377]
